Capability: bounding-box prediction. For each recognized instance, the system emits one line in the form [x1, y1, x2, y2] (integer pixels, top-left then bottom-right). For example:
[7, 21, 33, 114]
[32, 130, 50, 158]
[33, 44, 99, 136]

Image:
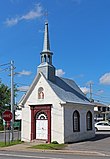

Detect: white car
[95, 121, 110, 131]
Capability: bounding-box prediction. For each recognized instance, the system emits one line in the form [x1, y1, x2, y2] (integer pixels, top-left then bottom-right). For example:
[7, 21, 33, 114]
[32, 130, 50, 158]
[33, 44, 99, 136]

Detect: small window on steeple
[41, 55, 43, 63]
[44, 55, 46, 62]
[48, 55, 50, 63]
[38, 87, 44, 99]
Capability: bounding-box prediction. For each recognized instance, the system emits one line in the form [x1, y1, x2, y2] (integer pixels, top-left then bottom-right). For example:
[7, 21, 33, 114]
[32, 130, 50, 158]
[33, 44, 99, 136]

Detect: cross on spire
[44, 10, 48, 23]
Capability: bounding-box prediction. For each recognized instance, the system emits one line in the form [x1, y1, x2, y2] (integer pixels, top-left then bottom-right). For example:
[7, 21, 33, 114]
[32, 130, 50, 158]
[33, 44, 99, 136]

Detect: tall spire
[43, 21, 50, 52]
[37, 21, 55, 82]
[40, 21, 53, 65]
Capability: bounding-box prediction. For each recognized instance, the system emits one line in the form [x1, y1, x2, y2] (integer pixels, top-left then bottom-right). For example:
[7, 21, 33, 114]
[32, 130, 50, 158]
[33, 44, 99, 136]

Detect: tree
[0, 81, 11, 116]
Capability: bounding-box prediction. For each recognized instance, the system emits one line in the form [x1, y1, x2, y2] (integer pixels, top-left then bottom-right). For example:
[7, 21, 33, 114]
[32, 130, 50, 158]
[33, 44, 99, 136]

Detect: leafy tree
[0, 81, 11, 116]
[0, 80, 11, 130]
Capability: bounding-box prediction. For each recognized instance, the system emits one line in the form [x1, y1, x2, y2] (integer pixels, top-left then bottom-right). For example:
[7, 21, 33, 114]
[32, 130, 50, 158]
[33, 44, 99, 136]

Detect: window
[48, 55, 50, 63]
[102, 107, 106, 112]
[73, 110, 80, 132]
[98, 106, 102, 111]
[97, 123, 103, 125]
[38, 87, 44, 99]
[41, 55, 43, 63]
[36, 112, 47, 120]
[44, 55, 46, 62]
[86, 111, 92, 130]
[103, 123, 109, 126]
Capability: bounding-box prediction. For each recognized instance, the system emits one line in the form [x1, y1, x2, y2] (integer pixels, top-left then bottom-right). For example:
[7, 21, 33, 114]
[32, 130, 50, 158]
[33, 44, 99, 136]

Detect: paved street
[65, 131, 110, 156]
[0, 150, 109, 159]
[0, 131, 110, 158]
[0, 130, 21, 142]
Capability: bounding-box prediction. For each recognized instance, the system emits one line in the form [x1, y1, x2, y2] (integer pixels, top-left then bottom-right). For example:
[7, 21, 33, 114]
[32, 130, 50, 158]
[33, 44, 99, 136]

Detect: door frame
[30, 104, 51, 143]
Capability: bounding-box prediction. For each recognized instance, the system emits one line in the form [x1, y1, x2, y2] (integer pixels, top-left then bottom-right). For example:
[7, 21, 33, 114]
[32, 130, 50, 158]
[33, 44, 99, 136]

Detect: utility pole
[10, 60, 15, 141]
[89, 81, 94, 102]
[0, 61, 15, 140]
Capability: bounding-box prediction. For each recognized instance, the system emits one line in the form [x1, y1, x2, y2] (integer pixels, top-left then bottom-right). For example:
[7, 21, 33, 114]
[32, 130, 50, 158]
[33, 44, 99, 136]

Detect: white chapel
[19, 21, 95, 143]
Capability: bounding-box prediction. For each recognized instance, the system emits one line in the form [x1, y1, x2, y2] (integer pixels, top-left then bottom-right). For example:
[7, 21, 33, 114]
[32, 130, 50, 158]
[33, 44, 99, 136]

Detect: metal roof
[48, 76, 92, 105]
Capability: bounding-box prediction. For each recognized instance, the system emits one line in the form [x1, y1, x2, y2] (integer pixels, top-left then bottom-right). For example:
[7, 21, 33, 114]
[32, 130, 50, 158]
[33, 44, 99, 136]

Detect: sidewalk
[0, 142, 38, 152]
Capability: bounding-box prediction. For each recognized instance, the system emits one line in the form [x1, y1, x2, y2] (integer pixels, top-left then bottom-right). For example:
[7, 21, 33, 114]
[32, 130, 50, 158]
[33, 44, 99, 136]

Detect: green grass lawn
[0, 140, 22, 147]
[31, 143, 66, 150]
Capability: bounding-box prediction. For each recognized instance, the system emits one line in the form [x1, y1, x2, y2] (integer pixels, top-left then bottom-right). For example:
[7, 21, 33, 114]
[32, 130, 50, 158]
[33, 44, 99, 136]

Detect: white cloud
[17, 86, 29, 92]
[56, 69, 65, 77]
[99, 72, 110, 85]
[18, 70, 32, 76]
[4, 3, 43, 27]
[79, 86, 89, 95]
[21, 4, 43, 20]
[5, 17, 19, 26]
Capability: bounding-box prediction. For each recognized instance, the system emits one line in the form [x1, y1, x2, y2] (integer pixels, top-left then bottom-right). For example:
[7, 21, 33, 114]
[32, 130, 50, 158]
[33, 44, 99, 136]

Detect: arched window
[86, 111, 92, 130]
[48, 55, 50, 63]
[38, 87, 44, 99]
[36, 111, 48, 120]
[73, 110, 80, 132]
[44, 55, 46, 62]
[41, 55, 43, 63]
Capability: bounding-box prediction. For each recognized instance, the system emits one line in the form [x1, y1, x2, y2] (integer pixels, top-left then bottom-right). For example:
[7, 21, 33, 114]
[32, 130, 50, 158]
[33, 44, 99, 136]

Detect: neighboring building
[19, 21, 95, 143]
[15, 109, 22, 120]
[94, 102, 110, 122]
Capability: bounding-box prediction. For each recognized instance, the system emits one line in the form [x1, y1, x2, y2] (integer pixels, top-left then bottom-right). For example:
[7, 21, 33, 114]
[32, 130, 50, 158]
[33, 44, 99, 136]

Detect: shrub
[51, 141, 59, 144]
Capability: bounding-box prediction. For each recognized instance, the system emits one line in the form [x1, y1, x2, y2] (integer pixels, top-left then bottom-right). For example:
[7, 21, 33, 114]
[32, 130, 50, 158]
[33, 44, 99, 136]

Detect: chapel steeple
[37, 21, 55, 82]
[40, 21, 53, 65]
[43, 21, 50, 52]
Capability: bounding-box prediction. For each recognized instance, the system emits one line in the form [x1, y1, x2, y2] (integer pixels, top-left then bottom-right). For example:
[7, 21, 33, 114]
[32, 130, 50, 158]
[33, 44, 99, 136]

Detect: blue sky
[0, 0, 110, 105]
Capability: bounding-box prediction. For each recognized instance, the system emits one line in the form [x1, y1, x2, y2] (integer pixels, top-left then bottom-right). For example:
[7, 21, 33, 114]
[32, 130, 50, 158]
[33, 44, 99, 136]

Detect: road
[0, 131, 110, 159]
[0, 151, 109, 159]
[0, 130, 20, 141]
[65, 131, 110, 155]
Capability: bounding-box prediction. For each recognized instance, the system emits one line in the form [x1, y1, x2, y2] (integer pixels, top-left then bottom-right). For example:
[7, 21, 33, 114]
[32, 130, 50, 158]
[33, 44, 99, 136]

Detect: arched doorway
[36, 112, 48, 140]
[30, 104, 51, 143]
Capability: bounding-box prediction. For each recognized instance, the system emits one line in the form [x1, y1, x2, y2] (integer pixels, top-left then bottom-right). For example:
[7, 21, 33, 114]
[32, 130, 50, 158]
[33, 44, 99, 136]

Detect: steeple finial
[42, 21, 50, 52]
[44, 11, 48, 24]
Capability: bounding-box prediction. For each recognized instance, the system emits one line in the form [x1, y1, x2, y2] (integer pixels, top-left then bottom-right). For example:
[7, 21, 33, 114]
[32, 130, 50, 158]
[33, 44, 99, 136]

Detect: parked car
[95, 121, 110, 131]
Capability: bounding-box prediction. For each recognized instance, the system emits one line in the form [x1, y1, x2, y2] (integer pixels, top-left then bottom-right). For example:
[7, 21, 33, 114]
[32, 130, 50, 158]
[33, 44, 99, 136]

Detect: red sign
[3, 110, 13, 121]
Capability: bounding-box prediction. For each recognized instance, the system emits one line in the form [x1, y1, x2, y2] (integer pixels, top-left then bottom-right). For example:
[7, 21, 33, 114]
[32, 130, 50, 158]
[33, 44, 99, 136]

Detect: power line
[0, 67, 10, 73]
[94, 99, 110, 105]
[93, 93, 110, 100]
[85, 80, 110, 104]
[0, 62, 10, 67]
